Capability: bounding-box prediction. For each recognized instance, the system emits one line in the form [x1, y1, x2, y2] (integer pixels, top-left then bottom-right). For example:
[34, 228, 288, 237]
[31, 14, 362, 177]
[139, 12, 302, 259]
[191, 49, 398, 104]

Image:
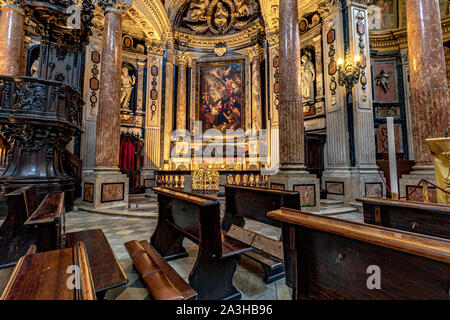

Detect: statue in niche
[120, 66, 135, 109]
[30, 58, 40, 78]
[300, 52, 315, 101]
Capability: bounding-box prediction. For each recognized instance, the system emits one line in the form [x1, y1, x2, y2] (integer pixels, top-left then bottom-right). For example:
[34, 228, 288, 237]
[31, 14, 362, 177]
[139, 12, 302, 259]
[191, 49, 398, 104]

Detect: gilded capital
[248, 45, 264, 62]
[176, 52, 191, 66]
[98, 0, 132, 15]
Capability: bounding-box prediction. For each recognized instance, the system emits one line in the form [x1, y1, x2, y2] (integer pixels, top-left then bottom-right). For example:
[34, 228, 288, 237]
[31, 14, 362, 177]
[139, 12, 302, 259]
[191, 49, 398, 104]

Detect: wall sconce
[337, 48, 362, 90]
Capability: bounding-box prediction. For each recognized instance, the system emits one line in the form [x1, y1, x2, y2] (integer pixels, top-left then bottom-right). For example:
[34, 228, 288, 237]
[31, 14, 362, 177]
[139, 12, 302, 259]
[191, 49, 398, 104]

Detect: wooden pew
[267, 207, 450, 300]
[151, 187, 252, 300]
[0, 187, 65, 268]
[66, 229, 128, 300]
[0, 242, 96, 300]
[125, 240, 197, 300]
[358, 197, 450, 239]
[221, 184, 300, 283]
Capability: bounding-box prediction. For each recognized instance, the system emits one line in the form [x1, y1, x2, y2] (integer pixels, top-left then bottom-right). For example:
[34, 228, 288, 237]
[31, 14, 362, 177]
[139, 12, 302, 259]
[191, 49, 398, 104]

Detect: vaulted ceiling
[118, 0, 325, 43]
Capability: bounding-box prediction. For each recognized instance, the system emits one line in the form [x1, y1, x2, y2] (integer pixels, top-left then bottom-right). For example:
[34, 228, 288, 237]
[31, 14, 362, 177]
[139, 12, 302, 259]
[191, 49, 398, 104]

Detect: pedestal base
[81, 169, 129, 209]
[141, 169, 156, 193]
[322, 167, 385, 208]
[399, 165, 436, 202]
[269, 169, 320, 211]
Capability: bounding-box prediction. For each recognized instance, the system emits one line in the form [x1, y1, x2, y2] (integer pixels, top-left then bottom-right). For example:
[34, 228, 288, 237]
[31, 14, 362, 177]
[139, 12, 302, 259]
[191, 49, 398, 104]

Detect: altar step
[320, 198, 344, 208]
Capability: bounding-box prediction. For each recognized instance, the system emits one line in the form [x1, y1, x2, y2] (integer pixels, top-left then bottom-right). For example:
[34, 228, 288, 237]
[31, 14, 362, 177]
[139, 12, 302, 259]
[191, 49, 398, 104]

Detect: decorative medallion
[89, 78, 99, 90]
[123, 35, 133, 49]
[91, 51, 100, 64]
[272, 57, 278, 69]
[299, 18, 309, 33]
[150, 89, 158, 100]
[151, 65, 158, 77]
[328, 61, 336, 75]
[214, 43, 227, 56]
[327, 29, 335, 44]
[356, 20, 365, 35]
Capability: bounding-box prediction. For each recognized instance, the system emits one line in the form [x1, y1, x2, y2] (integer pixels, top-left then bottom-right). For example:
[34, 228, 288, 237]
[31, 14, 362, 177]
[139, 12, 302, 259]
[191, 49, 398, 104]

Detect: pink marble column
[406, 0, 450, 165]
[250, 45, 263, 131]
[278, 0, 304, 169]
[95, 5, 123, 169]
[176, 54, 189, 130]
[0, 1, 24, 76]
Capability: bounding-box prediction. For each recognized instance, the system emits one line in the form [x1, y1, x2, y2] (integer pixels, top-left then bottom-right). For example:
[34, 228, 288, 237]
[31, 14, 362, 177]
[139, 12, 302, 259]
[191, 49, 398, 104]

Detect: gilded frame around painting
[196, 59, 246, 133]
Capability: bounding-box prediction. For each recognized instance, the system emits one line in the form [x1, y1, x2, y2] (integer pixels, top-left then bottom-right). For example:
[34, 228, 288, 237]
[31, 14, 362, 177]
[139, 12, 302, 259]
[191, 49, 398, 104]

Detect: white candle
[387, 117, 399, 199]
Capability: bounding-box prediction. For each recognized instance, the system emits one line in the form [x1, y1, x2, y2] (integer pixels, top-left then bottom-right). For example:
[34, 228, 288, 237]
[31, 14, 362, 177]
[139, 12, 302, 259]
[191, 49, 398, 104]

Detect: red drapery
[119, 140, 136, 170]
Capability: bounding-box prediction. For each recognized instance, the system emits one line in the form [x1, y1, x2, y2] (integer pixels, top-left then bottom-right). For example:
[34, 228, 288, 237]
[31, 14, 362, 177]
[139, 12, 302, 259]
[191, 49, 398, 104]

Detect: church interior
[0, 0, 448, 301]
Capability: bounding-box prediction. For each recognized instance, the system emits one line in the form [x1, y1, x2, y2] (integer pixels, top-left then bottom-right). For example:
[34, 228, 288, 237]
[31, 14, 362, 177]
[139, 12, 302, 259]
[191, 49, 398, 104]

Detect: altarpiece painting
[197, 60, 245, 132]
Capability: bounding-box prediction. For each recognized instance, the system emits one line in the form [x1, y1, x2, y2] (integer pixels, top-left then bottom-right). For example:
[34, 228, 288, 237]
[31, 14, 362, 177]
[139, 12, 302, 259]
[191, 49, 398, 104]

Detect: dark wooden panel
[359, 197, 450, 239]
[151, 187, 252, 300]
[268, 208, 450, 300]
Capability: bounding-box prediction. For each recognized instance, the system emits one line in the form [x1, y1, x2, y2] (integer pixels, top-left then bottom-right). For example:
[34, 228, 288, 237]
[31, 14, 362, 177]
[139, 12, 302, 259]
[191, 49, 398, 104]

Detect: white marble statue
[301, 52, 315, 101]
[120, 66, 136, 109]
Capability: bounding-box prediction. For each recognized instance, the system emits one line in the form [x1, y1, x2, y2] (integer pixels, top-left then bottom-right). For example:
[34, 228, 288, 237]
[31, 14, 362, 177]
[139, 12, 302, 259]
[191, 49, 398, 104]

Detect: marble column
[278, 0, 304, 169]
[176, 53, 189, 130]
[0, 0, 24, 76]
[95, 6, 122, 169]
[269, 0, 320, 211]
[81, 0, 131, 210]
[399, 0, 449, 202]
[162, 36, 175, 169]
[406, 0, 449, 166]
[249, 45, 263, 131]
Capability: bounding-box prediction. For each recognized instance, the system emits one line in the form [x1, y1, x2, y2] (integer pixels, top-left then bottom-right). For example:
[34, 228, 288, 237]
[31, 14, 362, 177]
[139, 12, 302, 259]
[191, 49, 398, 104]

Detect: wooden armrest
[24, 193, 64, 226]
[0, 242, 96, 300]
[25, 245, 36, 256]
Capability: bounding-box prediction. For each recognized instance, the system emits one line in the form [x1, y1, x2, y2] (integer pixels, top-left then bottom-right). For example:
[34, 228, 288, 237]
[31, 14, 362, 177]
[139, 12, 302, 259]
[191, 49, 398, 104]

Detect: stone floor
[65, 198, 364, 300]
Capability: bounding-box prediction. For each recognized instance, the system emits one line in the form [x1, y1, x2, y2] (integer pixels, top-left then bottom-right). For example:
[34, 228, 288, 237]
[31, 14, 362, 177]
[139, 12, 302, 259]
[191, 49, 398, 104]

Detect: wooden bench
[151, 187, 252, 300]
[0, 186, 65, 268]
[357, 197, 450, 239]
[268, 207, 450, 299]
[125, 240, 197, 300]
[66, 229, 128, 300]
[221, 184, 300, 283]
[0, 242, 96, 300]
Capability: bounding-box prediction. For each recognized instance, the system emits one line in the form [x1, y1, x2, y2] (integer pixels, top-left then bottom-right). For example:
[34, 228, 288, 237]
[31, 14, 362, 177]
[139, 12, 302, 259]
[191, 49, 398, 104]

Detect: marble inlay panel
[365, 182, 383, 197]
[326, 181, 344, 195]
[407, 185, 437, 203]
[83, 183, 94, 203]
[101, 182, 125, 202]
[294, 184, 316, 207]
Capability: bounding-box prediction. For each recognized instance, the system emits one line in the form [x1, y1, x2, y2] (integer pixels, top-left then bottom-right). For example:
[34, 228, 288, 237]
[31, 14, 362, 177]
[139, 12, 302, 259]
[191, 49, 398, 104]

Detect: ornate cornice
[173, 20, 264, 51]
